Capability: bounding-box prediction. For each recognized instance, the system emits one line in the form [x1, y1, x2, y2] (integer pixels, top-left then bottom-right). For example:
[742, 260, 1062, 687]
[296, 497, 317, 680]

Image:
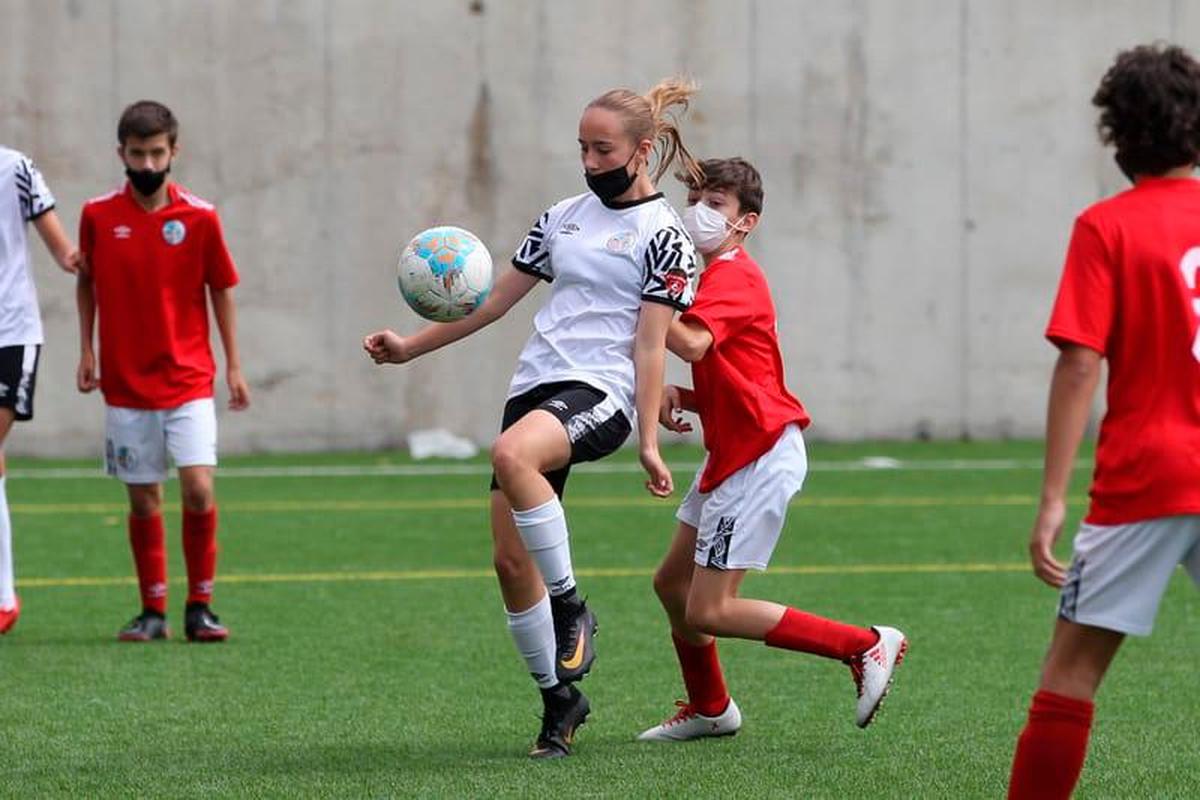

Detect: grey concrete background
[2, 0, 1195, 456]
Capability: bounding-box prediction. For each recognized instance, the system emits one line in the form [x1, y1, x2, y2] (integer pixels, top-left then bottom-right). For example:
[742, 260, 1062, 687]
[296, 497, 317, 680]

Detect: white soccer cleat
[849, 626, 908, 728]
[637, 698, 742, 742]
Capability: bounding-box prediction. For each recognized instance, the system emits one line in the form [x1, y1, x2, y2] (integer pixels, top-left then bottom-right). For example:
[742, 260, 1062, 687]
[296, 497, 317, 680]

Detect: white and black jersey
[0, 147, 56, 348]
[510, 191, 697, 423]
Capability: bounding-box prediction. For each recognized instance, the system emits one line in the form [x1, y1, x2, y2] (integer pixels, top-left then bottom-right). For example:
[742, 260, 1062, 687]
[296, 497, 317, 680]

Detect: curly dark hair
[1093, 43, 1200, 177]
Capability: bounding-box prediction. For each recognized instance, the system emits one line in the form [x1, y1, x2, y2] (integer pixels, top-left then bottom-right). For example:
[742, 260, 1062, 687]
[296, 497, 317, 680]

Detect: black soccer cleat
[184, 603, 229, 643]
[529, 683, 590, 759]
[117, 610, 170, 642]
[552, 592, 597, 684]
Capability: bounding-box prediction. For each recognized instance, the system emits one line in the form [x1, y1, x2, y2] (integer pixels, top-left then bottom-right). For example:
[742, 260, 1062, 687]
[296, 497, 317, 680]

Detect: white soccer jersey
[0, 147, 56, 347]
[509, 191, 697, 421]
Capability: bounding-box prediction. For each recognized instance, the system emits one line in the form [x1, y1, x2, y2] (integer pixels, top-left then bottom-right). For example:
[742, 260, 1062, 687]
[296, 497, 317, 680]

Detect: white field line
[6, 457, 1070, 481]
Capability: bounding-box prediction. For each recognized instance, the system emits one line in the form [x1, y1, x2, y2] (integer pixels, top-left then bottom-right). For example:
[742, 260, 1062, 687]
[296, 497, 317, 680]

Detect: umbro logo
[0, 382, 8, 398]
[559, 223, 580, 235]
[112, 225, 132, 239]
[546, 399, 569, 412]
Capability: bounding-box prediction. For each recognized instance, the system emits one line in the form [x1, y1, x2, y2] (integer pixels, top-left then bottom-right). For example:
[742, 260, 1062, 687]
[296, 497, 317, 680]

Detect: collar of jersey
[122, 181, 180, 213]
[599, 191, 664, 210]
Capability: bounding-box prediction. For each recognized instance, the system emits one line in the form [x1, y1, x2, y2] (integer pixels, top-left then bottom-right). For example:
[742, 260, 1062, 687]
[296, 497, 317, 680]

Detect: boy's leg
[491, 413, 589, 758]
[1007, 620, 1121, 800]
[121, 482, 170, 641]
[639, 521, 740, 741]
[168, 399, 224, 642]
[1008, 516, 1198, 799]
[107, 404, 171, 641]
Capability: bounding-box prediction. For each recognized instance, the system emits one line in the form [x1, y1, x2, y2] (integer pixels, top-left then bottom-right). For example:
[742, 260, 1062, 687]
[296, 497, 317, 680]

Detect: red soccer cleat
[0, 594, 21, 635]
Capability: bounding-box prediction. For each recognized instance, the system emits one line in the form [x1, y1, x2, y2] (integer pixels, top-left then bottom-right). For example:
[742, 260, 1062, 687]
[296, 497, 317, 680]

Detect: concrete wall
[2, 0, 1196, 455]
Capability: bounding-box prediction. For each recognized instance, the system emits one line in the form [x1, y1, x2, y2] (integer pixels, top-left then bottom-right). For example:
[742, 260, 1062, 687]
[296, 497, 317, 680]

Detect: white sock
[505, 593, 558, 689]
[512, 497, 576, 597]
[0, 477, 14, 609]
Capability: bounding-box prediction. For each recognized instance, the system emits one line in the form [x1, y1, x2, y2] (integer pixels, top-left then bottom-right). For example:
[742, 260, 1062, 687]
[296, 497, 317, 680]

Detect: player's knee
[684, 599, 724, 636]
[128, 490, 162, 518]
[179, 478, 214, 512]
[652, 568, 687, 610]
[490, 436, 529, 482]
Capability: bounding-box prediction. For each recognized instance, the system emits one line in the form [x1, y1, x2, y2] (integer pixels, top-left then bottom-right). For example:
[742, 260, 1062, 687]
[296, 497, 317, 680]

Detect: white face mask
[682, 201, 745, 254]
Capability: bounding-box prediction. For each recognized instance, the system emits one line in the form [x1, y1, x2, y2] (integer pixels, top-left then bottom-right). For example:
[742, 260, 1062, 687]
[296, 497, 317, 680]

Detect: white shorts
[1058, 515, 1200, 636]
[105, 398, 218, 484]
[677, 424, 808, 571]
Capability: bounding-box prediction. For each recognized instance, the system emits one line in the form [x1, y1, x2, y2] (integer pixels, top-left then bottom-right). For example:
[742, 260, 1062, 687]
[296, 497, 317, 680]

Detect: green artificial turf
[1, 441, 1196, 798]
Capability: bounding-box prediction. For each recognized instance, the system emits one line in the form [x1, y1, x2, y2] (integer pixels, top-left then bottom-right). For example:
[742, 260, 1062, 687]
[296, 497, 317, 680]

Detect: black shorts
[0, 344, 40, 421]
[490, 380, 632, 498]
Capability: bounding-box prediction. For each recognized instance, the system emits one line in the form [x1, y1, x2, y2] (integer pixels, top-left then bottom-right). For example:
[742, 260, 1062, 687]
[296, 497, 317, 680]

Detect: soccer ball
[397, 225, 493, 322]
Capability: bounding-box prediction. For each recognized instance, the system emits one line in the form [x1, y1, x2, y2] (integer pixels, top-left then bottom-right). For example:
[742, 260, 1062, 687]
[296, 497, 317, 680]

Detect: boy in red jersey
[77, 101, 250, 643]
[637, 158, 907, 741]
[1008, 44, 1200, 800]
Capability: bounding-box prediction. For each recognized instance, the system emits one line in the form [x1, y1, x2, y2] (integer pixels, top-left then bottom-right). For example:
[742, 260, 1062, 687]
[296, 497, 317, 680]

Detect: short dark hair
[1093, 43, 1200, 177]
[117, 100, 178, 146]
[676, 157, 764, 215]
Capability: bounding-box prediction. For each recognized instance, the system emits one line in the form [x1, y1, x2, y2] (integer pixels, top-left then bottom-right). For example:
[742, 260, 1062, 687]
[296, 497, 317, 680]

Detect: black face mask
[126, 164, 170, 196]
[585, 152, 638, 203]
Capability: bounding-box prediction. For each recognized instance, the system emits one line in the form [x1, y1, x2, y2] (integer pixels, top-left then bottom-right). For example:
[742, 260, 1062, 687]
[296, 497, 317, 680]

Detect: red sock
[1007, 690, 1094, 800]
[182, 507, 218, 605]
[128, 514, 167, 615]
[672, 634, 730, 717]
[764, 607, 878, 661]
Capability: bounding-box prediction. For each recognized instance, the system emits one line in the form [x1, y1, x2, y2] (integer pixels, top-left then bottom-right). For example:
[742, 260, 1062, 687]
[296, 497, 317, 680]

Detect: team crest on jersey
[664, 266, 689, 299]
[162, 219, 186, 245]
[605, 231, 636, 254]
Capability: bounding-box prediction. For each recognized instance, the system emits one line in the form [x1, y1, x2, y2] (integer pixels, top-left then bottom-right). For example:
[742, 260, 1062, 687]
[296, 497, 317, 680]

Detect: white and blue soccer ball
[397, 225, 493, 322]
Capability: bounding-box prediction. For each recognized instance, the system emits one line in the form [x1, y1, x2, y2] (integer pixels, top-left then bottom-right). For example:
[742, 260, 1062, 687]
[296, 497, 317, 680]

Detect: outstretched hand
[363, 330, 415, 365]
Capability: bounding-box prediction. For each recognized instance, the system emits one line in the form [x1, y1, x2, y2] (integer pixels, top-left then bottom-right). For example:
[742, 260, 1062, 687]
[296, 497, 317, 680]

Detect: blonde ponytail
[588, 76, 703, 186]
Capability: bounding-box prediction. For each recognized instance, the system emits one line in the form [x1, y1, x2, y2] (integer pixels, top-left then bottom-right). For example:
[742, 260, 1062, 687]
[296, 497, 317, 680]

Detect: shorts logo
[162, 219, 186, 245]
[112, 225, 132, 240]
[545, 399, 569, 413]
[605, 231, 636, 254]
[0, 382, 8, 399]
[1058, 557, 1083, 622]
[565, 408, 602, 443]
[705, 517, 737, 569]
[117, 446, 138, 471]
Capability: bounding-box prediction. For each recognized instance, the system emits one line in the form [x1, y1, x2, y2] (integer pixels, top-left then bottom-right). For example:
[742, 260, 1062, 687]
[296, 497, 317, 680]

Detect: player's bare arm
[31, 209, 82, 274]
[74, 272, 99, 393]
[659, 384, 695, 433]
[635, 301, 676, 497]
[1030, 344, 1102, 587]
[666, 317, 714, 363]
[210, 286, 250, 411]
[364, 266, 540, 365]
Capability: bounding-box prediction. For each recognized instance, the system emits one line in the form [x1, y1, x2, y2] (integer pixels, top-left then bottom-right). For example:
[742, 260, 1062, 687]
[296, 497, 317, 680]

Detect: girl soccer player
[364, 78, 700, 758]
[1008, 44, 1200, 800]
[637, 157, 907, 742]
[0, 146, 81, 635]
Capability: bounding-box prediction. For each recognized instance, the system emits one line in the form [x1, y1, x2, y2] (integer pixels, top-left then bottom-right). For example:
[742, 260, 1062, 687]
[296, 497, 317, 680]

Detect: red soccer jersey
[1046, 177, 1200, 525]
[680, 247, 810, 493]
[80, 183, 239, 409]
